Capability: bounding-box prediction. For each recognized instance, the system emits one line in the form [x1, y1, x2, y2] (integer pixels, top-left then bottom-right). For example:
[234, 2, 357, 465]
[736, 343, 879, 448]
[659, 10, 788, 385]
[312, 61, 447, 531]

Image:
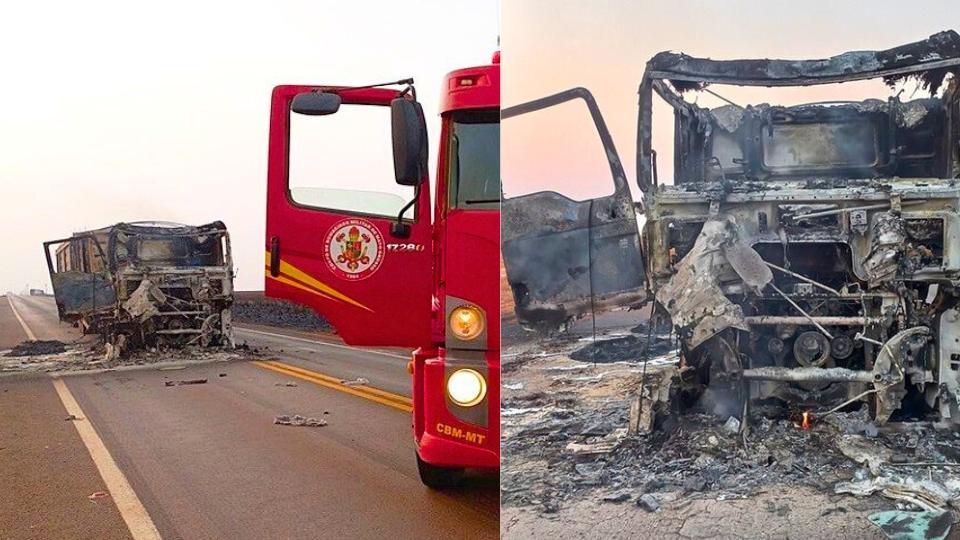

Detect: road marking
[252, 360, 413, 413]
[7, 295, 37, 341]
[52, 378, 163, 540]
[236, 327, 409, 360]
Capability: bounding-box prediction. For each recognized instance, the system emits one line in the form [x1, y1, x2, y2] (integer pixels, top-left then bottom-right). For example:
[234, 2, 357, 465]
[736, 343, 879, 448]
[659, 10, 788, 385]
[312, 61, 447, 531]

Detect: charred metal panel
[645, 30, 960, 89]
[44, 234, 115, 322]
[937, 308, 960, 420]
[502, 192, 645, 329]
[49, 271, 116, 320]
[654, 216, 752, 348]
[664, 98, 951, 184]
[637, 31, 960, 191]
[501, 88, 646, 329]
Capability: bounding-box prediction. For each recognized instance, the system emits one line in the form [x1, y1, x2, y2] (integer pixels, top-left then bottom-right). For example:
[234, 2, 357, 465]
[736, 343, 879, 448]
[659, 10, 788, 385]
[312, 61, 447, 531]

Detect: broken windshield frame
[447, 108, 501, 210]
[109, 223, 232, 270]
[636, 30, 960, 192]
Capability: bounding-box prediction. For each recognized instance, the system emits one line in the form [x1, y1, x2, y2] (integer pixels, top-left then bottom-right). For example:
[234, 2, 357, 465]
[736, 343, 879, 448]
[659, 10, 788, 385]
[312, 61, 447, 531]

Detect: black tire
[416, 453, 465, 489]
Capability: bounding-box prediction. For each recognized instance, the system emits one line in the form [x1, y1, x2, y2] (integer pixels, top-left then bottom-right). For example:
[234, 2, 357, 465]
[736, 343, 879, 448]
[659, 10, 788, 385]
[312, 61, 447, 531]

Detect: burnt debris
[640, 30, 960, 427]
[44, 221, 234, 356]
[503, 29, 960, 429]
[501, 29, 960, 525]
[4, 340, 68, 357]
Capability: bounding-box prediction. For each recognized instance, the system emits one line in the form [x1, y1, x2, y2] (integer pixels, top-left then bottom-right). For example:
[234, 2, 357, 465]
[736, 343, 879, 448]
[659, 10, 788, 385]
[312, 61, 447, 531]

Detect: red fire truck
[264, 57, 500, 487]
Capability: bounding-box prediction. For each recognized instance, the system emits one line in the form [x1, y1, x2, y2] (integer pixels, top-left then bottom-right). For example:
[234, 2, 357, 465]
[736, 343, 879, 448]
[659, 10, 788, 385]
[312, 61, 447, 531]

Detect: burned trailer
[636, 31, 960, 424]
[44, 221, 234, 351]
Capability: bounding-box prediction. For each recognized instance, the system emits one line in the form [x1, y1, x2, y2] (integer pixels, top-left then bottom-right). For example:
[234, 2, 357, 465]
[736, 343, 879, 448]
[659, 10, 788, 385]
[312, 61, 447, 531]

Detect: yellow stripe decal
[264, 252, 373, 313]
[252, 360, 413, 413]
[266, 272, 338, 302]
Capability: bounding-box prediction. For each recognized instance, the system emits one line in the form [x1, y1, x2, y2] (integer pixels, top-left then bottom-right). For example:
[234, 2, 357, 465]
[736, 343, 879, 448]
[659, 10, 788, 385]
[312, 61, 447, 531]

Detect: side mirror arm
[390, 185, 420, 239]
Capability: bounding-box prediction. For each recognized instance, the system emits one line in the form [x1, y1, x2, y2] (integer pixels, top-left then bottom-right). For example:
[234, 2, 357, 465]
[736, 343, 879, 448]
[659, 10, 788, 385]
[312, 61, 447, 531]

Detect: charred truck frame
[503, 31, 960, 425]
[44, 221, 234, 351]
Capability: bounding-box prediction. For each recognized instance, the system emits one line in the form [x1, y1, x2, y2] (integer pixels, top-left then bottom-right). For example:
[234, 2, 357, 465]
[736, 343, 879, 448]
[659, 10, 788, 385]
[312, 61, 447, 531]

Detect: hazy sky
[0, 0, 498, 292]
[502, 0, 960, 203]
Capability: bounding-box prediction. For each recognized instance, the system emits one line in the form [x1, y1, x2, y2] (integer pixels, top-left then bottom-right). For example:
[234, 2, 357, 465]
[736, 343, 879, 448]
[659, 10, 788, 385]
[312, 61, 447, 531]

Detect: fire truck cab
[264, 59, 500, 487]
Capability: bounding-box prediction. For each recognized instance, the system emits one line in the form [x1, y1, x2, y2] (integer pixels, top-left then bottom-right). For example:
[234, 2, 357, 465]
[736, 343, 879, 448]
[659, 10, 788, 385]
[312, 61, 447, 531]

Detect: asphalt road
[0, 294, 498, 540]
[5, 293, 83, 343]
[0, 295, 29, 348]
[233, 325, 413, 397]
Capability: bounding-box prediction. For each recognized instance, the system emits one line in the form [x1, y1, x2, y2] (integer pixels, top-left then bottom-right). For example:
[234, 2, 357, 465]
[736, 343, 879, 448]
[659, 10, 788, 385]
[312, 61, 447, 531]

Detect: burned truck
[503, 31, 960, 425]
[44, 221, 234, 351]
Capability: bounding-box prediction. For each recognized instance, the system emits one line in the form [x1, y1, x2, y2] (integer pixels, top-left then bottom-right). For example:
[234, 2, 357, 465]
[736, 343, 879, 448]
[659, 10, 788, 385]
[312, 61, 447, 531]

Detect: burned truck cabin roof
[644, 30, 960, 89]
[638, 30, 960, 188]
[107, 221, 230, 270]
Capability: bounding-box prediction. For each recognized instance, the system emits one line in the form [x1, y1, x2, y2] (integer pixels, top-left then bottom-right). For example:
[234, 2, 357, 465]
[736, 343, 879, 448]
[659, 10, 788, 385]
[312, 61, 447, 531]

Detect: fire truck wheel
[416, 453, 464, 489]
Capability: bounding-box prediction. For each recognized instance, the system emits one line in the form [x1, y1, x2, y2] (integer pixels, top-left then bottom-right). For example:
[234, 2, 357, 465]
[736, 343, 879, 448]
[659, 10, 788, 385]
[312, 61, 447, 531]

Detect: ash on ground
[569, 330, 676, 364]
[501, 322, 960, 519]
[1, 340, 260, 373]
[4, 340, 67, 357]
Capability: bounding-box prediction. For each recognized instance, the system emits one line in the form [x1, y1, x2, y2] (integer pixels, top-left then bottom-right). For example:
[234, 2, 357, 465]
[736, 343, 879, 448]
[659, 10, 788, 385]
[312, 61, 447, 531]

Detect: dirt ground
[501, 485, 889, 540]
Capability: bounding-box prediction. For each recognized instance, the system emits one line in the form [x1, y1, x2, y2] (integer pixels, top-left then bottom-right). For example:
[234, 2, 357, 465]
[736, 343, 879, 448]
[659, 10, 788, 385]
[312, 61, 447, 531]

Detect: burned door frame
[501, 87, 647, 329]
[44, 234, 117, 325]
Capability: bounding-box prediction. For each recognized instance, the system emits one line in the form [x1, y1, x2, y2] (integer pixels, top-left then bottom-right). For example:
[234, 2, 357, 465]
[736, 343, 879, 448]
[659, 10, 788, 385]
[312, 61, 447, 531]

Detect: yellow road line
[52, 378, 163, 540]
[252, 360, 413, 413]
[236, 326, 409, 360]
[7, 295, 37, 341]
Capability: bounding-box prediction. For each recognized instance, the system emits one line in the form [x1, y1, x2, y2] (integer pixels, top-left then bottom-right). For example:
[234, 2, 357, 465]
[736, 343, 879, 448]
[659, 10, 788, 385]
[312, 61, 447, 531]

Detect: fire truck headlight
[446, 368, 487, 407]
[449, 305, 484, 341]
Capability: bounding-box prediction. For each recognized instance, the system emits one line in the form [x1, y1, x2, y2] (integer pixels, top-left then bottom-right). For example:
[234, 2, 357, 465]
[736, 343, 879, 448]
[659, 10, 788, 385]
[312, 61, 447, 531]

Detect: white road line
[7, 295, 37, 341]
[235, 327, 409, 360]
[52, 378, 163, 540]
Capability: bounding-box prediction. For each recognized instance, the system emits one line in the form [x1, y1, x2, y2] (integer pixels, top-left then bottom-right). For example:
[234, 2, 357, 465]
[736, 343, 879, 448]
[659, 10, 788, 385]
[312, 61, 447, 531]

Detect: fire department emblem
[323, 218, 384, 281]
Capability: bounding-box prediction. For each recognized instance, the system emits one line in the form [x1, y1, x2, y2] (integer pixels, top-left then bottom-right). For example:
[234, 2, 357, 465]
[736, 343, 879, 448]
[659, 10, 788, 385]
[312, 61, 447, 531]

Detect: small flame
[792, 410, 813, 430]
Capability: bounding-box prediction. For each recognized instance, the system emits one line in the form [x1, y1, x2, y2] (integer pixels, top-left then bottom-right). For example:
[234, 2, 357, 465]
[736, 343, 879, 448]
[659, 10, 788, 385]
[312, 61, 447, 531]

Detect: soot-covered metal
[44, 221, 234, 354]
[501, 88, 647, 331]
[503, 30, 960, 427]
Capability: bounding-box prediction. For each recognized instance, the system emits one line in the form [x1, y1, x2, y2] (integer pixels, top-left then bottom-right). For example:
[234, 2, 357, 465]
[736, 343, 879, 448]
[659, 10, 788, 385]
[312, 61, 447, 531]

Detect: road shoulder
[0, 296, 28, 349]
[0, 375, 132, 540]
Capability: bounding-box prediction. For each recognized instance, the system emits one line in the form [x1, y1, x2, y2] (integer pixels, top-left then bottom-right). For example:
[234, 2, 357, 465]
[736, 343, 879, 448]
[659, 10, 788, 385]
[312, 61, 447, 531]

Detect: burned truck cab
[640, 31, 960, 423]
[45, 221, 234, 352]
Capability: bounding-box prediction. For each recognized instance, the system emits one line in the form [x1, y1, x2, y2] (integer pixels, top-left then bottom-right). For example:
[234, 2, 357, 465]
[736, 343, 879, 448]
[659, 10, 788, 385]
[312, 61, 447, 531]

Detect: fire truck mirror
[291, 92, 342, 116]
[390, 98, 427, 186]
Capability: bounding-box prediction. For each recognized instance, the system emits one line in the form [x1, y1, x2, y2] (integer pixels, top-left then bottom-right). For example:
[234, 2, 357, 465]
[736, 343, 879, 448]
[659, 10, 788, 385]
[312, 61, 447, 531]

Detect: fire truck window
[502, 98, 614, 202]
[288, 103, 415, 220]
[448, 109, 500, 209]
